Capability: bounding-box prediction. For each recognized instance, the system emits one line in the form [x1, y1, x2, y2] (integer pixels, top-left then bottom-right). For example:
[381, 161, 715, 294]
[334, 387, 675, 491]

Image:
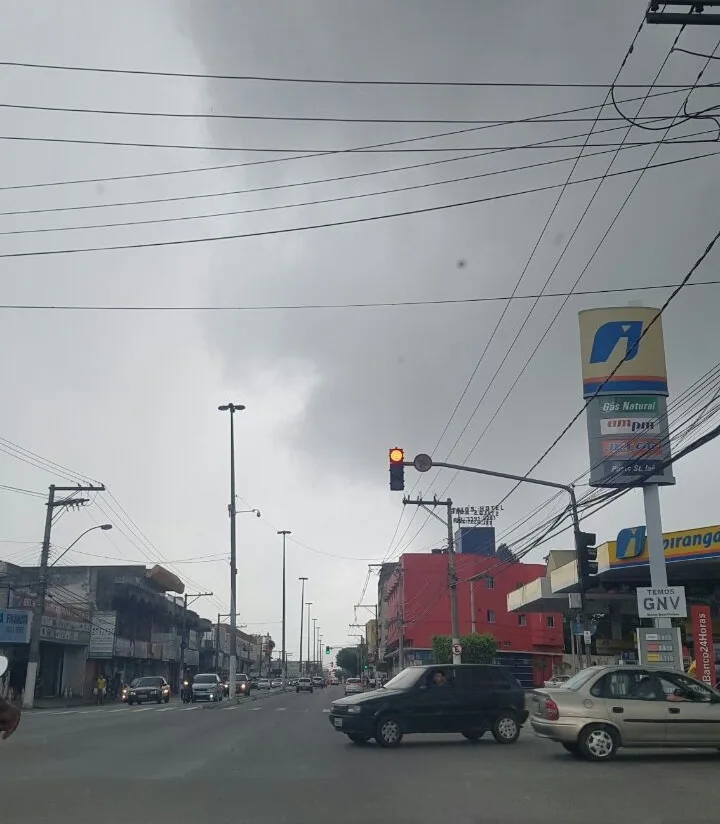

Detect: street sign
[583, 630, 592, 645]
[452, 643, 462, 657]
[636, 586, 687, 619]
[413, 453, 433, 473]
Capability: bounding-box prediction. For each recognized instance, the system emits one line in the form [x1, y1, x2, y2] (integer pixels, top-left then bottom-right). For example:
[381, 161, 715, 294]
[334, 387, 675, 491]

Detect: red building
[381, 552, 564, 686]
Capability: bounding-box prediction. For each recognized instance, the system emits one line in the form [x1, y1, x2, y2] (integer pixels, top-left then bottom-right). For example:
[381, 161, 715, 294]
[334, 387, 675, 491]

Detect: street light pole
[219, 402, 245, 703]
[50, 524, 113, 567]
[298, 578, 307, 674]
[312, 617, 317, 675]
[306, 603, 313, 675]
[277, 530, 291, 687]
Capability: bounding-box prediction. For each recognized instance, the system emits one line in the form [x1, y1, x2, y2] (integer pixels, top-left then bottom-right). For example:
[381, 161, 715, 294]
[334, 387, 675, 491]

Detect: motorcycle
[181, 678, 193, 703]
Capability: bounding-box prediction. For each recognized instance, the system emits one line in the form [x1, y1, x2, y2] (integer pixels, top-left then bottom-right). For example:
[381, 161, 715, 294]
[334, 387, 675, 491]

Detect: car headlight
[347, 706, 362, 714]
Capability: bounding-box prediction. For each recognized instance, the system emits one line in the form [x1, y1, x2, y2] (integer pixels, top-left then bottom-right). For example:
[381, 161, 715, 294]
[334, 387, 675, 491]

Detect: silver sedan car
[530, 664, 720, 761]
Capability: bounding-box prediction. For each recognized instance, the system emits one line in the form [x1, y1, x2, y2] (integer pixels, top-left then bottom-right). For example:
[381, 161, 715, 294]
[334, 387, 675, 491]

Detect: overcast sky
[1, 1, 719, 658]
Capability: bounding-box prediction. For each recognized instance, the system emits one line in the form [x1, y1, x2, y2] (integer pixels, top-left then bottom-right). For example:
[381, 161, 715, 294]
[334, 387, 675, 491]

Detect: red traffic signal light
[389, 447, 405, 491]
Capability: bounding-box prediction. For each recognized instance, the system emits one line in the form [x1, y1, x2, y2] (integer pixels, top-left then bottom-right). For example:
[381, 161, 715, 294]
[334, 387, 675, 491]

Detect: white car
[271, 679, 283, 688]
[344, 677, 364, 696]
[257, 678, 270, 690]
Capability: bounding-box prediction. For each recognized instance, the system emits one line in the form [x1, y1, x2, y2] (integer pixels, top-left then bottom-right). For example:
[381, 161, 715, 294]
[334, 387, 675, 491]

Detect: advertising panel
[0, 608, 32, 644]
[607, 524, 720, 569]
[578, 307, 668, 397]
[690, 605, 717, 688]
[88, 611, 116, 659]
[636, 626, 683, 670]
[586, 394, 675, 487]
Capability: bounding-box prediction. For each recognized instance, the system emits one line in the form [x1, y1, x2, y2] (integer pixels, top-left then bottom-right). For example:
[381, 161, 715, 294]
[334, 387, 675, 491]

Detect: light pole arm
[50, 524, 112, 567]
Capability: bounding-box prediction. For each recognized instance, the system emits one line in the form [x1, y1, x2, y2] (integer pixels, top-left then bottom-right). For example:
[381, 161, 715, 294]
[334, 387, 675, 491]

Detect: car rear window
[347, 678, 361, 684]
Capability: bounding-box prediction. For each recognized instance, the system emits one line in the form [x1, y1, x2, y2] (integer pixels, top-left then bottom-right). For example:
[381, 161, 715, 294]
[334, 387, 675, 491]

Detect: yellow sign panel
[578, 307, 668, 398]
[598, 525, 720, 571]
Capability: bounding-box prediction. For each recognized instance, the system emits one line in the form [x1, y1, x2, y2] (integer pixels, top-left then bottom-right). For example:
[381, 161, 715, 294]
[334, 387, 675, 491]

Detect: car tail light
[544, 697, 560, 720]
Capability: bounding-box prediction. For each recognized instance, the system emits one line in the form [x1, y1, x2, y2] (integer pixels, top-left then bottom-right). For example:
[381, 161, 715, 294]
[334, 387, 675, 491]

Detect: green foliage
[432, 632, 497, 664]
[336, 647, 360, 676]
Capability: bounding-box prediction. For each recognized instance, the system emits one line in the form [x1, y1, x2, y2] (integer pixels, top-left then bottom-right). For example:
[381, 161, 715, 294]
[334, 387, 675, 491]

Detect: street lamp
[277, 530, 291, 687]
[312, 617, 317, 674]
[218, 401, 246, 702]
[306, 602, 313, 676]
[298, 578, 308, 674]
[50, 524, 113, 567]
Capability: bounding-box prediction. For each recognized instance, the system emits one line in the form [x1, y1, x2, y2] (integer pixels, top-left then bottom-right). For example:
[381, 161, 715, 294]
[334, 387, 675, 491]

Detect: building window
[487, 609, 496, 624]
[545, 616, 555, 628]
[518, 614, 527, 627]
[485, 577, 494, 589]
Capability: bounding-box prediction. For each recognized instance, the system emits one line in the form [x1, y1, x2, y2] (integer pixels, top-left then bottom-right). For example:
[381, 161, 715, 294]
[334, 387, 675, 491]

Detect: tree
[432, 632, 497, 664]
[496, 543, 515, 563]
[336, 647, 360, 676]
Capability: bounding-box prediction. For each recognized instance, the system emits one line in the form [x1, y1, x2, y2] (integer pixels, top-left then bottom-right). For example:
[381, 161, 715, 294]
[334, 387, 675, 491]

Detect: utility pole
[646, 2, 720, 26]
[179, 591, 212, 693]
[298, 577, 307, 674]
[355, 603, 379, 679]
[277, 530, 291, 687]
[402, 496, 461, 665]
[218, 402, 245, 704]
[24, 483, 105, 709]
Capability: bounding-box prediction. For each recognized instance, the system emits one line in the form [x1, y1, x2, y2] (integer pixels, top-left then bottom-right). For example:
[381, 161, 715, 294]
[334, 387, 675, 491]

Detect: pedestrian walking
[95, 674, 107, 705]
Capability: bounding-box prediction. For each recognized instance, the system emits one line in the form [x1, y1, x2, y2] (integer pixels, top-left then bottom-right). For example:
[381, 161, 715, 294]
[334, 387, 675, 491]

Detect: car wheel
[375, 714, 403, 748]
[157, 697, 163, 704]
[310, 688, 313, 693]
[462, 730, 485, 742]
[347, 734, 370, 745]
[577, 724, 618, 761]
[492, 712, 520, 744]
[127, 699, 133, 706]
[165, 697, 170, 704]
[562, 743, 583, 757]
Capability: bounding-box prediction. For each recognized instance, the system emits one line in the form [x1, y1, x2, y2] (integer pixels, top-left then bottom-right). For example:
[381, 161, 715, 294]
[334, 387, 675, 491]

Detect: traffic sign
[452, 643, 462, 656]
[636, 586, 687, 619]
[413, 453, 433, 473]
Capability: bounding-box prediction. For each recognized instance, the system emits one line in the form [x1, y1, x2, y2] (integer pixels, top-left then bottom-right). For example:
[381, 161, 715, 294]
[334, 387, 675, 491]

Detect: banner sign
[0, 608, 32, 644]
[88, 612, 116, 659]
[691, 605, 717, 688]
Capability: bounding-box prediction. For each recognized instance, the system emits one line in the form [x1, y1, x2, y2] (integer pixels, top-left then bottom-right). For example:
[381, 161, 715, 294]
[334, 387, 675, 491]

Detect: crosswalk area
[28, 701, 331, 719]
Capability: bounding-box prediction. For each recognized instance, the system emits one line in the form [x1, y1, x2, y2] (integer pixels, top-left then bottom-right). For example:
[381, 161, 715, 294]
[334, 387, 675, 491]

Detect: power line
[0, 279, 717, 313]
[0, 59, 712, 88]
[0, 484, 46, 498]
[0, 148, 715, 261]
[4, 128, 716, 233]
[0, 85, 700, 193]
[0, 100, 685, 125]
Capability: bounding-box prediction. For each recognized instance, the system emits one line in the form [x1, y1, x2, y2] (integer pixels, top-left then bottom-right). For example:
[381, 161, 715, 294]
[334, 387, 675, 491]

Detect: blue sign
[589, 320, 643, 365]
[0, 608, 32, 644]
[616, 526, 647, 561]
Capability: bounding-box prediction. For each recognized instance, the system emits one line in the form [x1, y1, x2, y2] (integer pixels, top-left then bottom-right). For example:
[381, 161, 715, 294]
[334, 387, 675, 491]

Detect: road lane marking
[156, 706, 176, 712]
[322, 708, 331, 713]
[276, 707, 287, 711]
[249, 706, 262, 711]
[131, 706, 156, 712]
[181, 705, 200, 711]
[222, 705, 239, 711]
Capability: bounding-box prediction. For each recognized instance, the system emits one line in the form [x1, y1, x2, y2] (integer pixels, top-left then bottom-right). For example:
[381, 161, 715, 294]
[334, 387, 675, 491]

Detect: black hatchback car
[328, 664, 528, 748]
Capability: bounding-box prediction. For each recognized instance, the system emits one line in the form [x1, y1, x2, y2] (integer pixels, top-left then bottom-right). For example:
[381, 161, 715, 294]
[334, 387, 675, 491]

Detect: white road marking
[156, 706, 175, 712]
[131, 706, 156, 712]
[276, 707, 287, 711]
[181, 705, 200, 711]
[249, 706, 262, 711]
[222, 704, 239, 711]
[322, 708, 331, 713]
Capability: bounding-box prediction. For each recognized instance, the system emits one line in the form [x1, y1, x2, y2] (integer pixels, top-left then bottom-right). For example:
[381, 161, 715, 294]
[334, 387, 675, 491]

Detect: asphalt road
[2, 685, 720, 824]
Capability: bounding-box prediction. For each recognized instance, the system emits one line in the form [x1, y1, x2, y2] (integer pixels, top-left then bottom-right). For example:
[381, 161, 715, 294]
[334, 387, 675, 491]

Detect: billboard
[602, 524, 720, 570]
[0, 608, 32, 644]
[578, 307, 668, 398]
[690, 605, 717, 688]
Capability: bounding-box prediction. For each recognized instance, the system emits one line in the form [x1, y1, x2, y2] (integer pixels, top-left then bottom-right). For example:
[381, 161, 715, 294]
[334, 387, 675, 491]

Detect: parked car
[191, 673, 224, 703]
[344, 678, 364, 696]
[329, 664, 528, 748]
[296, 677, 313, 694]
[257, 678, 270, 690]
[126, 676, 171, 706]
[530, 664, 720, 761]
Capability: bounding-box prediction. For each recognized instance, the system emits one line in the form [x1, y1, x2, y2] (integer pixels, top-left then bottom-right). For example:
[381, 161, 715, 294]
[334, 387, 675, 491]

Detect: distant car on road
[296, 677, 313, 694]
[271, 679, 283, 688]
[236, 673, 251, 696]
[312, 676, 325, 690]
[126, 676, 171, 706]
[257, 678, 270, 690]
[191, 673, 224, 703]
[344, 678, 363, 696]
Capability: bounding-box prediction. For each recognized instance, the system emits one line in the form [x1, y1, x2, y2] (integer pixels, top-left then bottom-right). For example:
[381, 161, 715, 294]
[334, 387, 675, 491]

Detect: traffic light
[389, 447, 405, 491]
[576, 531, 598, 590]
[325, 645, 331, 655]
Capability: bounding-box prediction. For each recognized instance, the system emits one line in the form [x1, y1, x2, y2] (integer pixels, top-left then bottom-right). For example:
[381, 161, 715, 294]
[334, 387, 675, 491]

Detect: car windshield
[557, 667, 605, 691]
[382, 668, 425, 690]
[135, 677, 163, 687]
[194, 675, 217, 684]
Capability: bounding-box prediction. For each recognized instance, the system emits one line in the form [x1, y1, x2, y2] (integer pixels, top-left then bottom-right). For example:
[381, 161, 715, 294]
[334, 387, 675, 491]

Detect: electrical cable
[0, 59, 711, 87]
[0, 85, 702, 193]
[5, 129, 717, 237]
